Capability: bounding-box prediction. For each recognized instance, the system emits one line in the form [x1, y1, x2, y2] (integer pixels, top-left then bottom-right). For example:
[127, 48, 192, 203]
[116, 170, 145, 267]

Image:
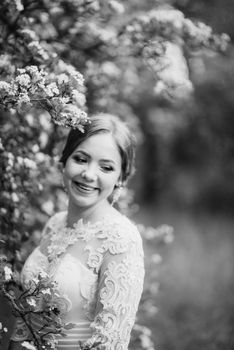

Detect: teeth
[80, 184, 92, 190]
[74, 181, 96, 191]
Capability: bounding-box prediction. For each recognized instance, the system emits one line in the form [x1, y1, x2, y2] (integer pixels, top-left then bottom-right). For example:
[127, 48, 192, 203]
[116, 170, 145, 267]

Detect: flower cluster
[138, 223, 174, 243]
[151, 41, 194, 99]
[125, 7, 230, 50]
[130, 324, 155, 350]
[0, 64, 88, 130]
[120, 6, 230, 99]
[0, 148, 30, 256]
[0, 258, 76, 350]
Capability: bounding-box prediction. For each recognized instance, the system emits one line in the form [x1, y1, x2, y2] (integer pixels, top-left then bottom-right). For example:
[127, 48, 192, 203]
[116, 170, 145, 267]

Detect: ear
[116, 180, 124, 188]
[117, 172, 124, 185]
[58, 162, 64, 173]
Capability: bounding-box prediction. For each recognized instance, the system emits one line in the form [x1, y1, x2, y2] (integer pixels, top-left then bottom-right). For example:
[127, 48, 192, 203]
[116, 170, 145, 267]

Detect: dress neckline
[46, 211, 128, 262]
[62, 210, 126, 231]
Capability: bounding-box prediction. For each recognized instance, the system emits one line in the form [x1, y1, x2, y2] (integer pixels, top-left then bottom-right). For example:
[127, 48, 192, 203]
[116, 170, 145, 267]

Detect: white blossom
[17, 93, 32, 111]
[25, 113, 34, 126]
[31, 144, 39, 153]
[57, 104, 88, 130]
[32, 277, 39, 285]
[11, 193, 19, 203]
[39, 271, 48, 279]
[60, 96, 70, 104]
[7, 155, 14, 167]
[14, 0, 24, 12]
[17, 68, 26, 75]
[25, 66, 41, 78]
[28, 41, 49, 60]
[15, 74, 31, 88]
[108, 0, 125, 14]
[23, 158, 37, 170]
[0, 323, 7, 333]
[7, 152, 14, 160]
[41, 200, 54, 215]
[45, 82, 60, 97]
[152, 42, 193, 99]
[22, 341, 37, 350]
[4, 266, 13, 281]
[150, 7, 184, 31]
[20, 29, 38, 41]
[27, 297, 37, 307]
[57, 60, 84, 84]
[71, 90, 86, 106]
[35, 152, 46, 163]
[41, 288, 51, 295]
[57, 73, 69, 85]
[0, 81, 11, 92]
[158, 42, 189, 85]
[154, 80, 167, 96]
[17, 156, 24, 165]
[101, 62, 120, 77]
[39, 113, 52, 131]
[151, 254, 162, 264]
[157, 225, 174, 243]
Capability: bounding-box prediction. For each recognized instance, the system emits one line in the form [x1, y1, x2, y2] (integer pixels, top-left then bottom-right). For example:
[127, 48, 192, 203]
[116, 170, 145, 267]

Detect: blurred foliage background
[1, 0, 234, 349]
[132, 1, 234, 349]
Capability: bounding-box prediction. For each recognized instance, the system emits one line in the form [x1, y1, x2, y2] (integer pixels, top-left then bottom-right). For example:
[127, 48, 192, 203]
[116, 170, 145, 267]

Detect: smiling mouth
[72, 180, 98, 193]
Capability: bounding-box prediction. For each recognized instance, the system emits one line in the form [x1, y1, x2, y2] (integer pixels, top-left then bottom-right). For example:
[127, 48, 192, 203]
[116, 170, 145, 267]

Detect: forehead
[74, 133, 121, 163]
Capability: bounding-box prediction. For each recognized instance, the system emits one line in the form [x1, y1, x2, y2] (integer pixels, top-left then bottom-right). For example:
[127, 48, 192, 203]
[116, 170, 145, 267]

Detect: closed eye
[101, 165, 114, 172]
[73, 155, 87, 163]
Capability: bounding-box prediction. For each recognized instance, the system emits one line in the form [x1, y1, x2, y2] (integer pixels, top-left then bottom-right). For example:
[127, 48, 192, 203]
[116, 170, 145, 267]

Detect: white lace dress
[11, 211, 144, 350]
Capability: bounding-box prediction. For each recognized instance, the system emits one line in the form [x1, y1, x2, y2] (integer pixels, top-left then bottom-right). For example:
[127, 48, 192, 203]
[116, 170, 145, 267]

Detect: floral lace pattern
[15, 211, 144, 349]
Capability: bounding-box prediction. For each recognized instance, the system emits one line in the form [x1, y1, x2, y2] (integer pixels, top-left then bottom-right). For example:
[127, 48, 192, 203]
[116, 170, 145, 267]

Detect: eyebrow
[74, 150, 118, 165]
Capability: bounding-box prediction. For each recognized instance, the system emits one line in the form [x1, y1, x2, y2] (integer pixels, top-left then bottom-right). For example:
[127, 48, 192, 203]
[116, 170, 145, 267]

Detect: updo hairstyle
[60, 113, 136, 184]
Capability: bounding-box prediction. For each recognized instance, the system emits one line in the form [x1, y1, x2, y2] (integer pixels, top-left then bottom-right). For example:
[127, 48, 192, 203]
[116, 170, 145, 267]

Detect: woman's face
[63, 133, 122, 211]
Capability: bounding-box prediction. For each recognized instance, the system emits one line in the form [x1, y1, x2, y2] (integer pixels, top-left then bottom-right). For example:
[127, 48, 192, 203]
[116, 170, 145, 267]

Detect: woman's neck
[66, 199, 115, 228]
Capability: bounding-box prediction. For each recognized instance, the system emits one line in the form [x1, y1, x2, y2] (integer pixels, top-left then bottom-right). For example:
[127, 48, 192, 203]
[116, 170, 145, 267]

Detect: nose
[81, 165, 97, 182]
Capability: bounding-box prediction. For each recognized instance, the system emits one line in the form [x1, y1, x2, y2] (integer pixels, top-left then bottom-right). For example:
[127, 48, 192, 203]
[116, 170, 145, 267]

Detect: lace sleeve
[85, 232, 145, 350]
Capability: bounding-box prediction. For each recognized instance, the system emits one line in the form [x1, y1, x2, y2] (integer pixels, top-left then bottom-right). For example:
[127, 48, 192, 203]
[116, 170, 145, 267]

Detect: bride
[9, 113, 145, 350]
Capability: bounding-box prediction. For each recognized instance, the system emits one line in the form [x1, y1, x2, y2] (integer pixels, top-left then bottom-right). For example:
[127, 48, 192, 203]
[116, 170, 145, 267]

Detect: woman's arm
[85, 236, 145, 350]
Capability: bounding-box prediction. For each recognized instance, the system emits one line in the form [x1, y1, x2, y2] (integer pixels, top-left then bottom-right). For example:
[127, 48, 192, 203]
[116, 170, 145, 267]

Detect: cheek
[64, 160, 81, 178]
[101, 173, 120, 190]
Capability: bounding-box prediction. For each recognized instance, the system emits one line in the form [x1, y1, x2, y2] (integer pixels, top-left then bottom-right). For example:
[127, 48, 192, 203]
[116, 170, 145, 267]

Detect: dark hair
[60, 113, 136, 183]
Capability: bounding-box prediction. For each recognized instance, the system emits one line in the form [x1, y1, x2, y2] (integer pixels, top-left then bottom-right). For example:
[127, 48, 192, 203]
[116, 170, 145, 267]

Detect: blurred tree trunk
[133, 101, 161, 204]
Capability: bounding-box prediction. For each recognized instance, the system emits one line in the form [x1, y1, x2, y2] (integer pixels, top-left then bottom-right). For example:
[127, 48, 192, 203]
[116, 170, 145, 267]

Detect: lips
[72, 180, 98, 194]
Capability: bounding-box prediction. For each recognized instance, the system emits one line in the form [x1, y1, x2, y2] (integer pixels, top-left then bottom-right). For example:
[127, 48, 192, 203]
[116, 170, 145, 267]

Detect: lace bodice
[20, 211, 145, 349]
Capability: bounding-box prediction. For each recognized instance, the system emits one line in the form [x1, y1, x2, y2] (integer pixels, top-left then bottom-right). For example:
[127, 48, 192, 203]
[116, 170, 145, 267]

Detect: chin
[71, 196, 97, 208]
[68, 185, 112, 209]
